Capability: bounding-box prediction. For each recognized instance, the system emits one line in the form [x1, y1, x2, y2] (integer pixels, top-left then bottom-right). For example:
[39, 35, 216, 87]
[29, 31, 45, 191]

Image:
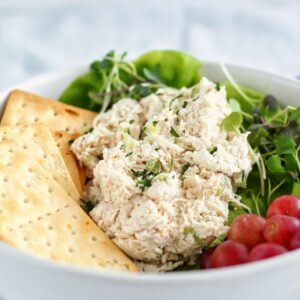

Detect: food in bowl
[71, 77, 252, 271]
[0, 50, 299, 273]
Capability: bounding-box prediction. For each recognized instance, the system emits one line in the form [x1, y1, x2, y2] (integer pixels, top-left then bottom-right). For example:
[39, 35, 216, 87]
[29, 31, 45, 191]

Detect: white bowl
[0, 63, 300, 300]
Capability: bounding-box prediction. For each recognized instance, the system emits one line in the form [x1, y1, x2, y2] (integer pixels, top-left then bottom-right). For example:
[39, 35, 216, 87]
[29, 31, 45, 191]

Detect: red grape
[228, 214, 266, 248]
[249, 243, 287, 262]
[263, 215, 300, 247]
[289, 230, 300, 250]
[200, 248, 215, 269]
[212, 241, 249, 268]
[267, 195, 300, 219]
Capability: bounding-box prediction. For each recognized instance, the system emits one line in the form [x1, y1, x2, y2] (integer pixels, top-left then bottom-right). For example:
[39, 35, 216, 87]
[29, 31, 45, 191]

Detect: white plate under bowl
[0, 62, 299, 300]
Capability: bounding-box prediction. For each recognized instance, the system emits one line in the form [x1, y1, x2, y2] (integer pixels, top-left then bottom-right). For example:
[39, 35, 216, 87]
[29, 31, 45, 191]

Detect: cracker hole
[33, 117, 39, 122]
[46, 241, 51, 247]
[21, 103, 26, 108]
[54, 132, 63, 139]
[71, 230, 76, 235]
[91, 236, 97, 242]
[83, 122, 88, 127]
[28, 168, 33, 173]
[28, 220, 33, 225]
[105, 260, 113, 266]
[48, 225, 54, 230]
[48, 187, 53, 194]
[64, 204, 69, 209]
[46, 212, 51, 216]
[91, 253, 96, 259]
[68, 247, 74, 253]
[3, 177, 8, 183]
[23, 199, 28, 204]
[23, 237, 28, 242]
[33, 133, 38, 138]
[8, 149, 13, 153]
[53, 111, 58, 117]
[23, 145, 28, 150]
[26, 183, 31, 188]
[1, 193, 5, 198]
[0, 209, 3, 214]
[65, 127, 70, 132]
[37, 216, 42, 221]
[113, 259, 118, 264]
[72, 215, 77, 220]
[65, 109, 79, 117]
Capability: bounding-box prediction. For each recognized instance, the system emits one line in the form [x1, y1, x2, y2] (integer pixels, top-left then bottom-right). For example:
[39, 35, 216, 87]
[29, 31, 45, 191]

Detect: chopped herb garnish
[181, 163, 190, 175]
[169, 155, 174, 171]
[183, 226, 203, 245]
[68, 139, 75, 145]
[169, 93, 183, 107]
[216, 187, 223, 196]
[129, 119, 134, 124]
[215, 82, 221, 91]
[206, 234, 226, 249]
[152, 120, 158, 126]
[156, 173, 168, 181]
[137, 178, 152, 191]
[125, 152, 133, 157]
[170, 127, 180, 138]
[183, 101, 188, 108]
[132, 159, 161, 191]
[193, 233, 203, 245]
[84, 127, 94, 134]
[146, 159, 161, 174]
[131, 169, 147, 178]
[183, 226, 194, 236]
[125, 128, 132, 135]
[209, 146, 218, 154]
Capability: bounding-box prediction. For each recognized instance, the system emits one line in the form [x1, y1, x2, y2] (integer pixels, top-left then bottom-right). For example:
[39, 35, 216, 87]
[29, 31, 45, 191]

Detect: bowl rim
[2, 239, 300, 283]
[0, 60, 299, 97]
[0, 61, 299, 283]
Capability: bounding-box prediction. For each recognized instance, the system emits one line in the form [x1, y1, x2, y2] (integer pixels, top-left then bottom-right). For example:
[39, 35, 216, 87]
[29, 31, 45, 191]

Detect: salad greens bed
[60, 50, 300, 268]
[59, 50, 201, 112]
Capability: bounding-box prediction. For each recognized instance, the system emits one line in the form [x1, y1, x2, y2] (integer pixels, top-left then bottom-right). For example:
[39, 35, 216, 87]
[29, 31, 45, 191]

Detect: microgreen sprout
[220, 63, 261, 107]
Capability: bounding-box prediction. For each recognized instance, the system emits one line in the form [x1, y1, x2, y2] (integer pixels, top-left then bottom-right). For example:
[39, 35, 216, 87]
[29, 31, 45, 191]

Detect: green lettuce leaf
[134, 50, 201, 88]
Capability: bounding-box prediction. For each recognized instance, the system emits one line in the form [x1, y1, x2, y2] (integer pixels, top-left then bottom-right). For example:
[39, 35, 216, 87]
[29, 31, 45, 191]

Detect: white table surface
[0, 0, 300, 90]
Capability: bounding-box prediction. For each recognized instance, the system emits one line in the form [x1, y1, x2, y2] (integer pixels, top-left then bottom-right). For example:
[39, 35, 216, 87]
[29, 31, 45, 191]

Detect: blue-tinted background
[0, 0, 299, 87]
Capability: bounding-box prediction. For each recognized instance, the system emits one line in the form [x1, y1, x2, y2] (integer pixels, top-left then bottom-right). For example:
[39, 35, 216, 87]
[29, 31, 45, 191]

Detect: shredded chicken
[72, 77, 253, 271]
